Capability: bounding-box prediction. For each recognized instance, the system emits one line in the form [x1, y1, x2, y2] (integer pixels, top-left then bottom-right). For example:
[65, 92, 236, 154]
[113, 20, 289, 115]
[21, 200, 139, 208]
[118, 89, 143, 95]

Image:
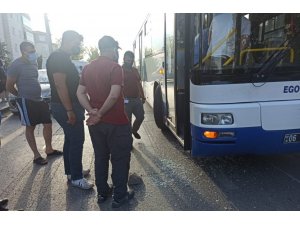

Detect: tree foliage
[71, 44, 86, 60]
[0, 41, 11, 68]
[52, 38, 61, 51]
[86, 46, 99, 62]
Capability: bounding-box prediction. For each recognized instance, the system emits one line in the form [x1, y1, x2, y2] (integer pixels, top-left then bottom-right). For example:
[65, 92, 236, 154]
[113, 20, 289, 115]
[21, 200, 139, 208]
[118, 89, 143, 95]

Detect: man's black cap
[98, 35, 121, 51]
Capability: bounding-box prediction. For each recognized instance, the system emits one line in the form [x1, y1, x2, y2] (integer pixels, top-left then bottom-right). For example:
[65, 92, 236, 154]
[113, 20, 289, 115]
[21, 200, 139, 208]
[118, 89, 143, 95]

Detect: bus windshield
[191, 13, 300, 85]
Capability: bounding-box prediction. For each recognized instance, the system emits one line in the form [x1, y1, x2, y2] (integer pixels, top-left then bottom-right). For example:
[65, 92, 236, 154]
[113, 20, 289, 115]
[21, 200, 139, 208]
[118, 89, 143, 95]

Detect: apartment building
[0, 13, 34, 60]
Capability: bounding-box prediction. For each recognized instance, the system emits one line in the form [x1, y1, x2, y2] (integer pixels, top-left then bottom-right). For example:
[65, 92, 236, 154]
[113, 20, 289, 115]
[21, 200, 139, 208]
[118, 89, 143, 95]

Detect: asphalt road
[1, 104, 300, 211]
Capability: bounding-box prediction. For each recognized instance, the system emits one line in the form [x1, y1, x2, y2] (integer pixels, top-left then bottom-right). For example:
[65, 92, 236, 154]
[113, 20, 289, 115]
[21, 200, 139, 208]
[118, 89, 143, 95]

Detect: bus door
[165, 13, 187, 142]
[175, 14, 187, 141]
[165, 13, 176, 131]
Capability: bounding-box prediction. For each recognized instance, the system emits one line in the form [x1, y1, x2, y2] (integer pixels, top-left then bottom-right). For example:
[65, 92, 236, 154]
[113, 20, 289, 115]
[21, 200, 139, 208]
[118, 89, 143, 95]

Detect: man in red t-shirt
[122, 51, 145, 139]
[77, 35, 134, 208]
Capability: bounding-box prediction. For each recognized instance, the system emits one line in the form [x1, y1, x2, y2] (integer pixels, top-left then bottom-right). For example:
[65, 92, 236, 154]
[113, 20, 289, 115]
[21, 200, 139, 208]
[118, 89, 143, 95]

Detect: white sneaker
[71, 178, 94, 190]
[67, 169, 91, 181]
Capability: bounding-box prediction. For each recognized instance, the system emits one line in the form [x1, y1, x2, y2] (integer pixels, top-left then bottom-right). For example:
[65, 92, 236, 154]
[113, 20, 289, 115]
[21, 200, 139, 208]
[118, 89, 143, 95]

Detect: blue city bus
[133, 13, 300, 156]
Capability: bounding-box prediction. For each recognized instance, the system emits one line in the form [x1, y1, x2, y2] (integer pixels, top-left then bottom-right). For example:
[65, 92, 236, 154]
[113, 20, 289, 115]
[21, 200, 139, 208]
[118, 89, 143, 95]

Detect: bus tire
[153, 86, 166, 130]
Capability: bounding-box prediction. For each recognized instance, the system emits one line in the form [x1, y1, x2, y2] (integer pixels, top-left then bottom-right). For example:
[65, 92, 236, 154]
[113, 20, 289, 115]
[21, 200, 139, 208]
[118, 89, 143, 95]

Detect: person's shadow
[65, 183, 96, 211]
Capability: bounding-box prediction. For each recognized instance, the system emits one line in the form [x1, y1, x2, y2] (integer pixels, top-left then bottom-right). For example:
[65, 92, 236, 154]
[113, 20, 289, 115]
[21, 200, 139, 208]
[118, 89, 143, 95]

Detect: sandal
[46, 150, 63, 157]
[33, 156, 48, 165]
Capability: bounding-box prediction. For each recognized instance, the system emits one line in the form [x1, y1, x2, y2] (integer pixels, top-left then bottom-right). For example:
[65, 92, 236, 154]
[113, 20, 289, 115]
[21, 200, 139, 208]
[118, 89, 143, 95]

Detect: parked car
[72, 60, 88, 76]
[8, 69, 51, 114]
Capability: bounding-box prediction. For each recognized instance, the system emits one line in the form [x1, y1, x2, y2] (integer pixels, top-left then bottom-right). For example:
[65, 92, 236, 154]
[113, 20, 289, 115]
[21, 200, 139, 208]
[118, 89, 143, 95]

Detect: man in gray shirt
[6, 41, 62, 165]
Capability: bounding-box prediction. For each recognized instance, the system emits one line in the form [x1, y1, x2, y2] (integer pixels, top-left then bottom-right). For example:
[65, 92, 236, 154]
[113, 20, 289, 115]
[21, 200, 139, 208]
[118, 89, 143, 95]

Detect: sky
[26, 0, 298, 61]
[29, 13, 147, 59]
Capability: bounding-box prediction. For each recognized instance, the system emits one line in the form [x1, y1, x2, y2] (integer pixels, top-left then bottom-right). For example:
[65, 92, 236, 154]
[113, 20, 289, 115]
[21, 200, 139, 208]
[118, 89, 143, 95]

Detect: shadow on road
[194, 154, 300, 210]
[133, 143, 217, 210]
[152, 124, 300, 210]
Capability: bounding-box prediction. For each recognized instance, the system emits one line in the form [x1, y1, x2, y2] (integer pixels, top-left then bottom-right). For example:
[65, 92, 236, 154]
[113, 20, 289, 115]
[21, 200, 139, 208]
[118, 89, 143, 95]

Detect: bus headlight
[201, 113, 233, 125]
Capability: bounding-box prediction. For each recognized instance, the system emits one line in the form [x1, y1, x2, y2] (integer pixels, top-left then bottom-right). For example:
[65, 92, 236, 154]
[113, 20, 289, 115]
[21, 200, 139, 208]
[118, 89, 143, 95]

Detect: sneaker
[97, 186, 113, 203]
[71, 178, 94, 190]
[67, 169, 91, 181]
[0, 198, 8, 206]
[112, 190, 135, 208]
[132, 132, 141, 139]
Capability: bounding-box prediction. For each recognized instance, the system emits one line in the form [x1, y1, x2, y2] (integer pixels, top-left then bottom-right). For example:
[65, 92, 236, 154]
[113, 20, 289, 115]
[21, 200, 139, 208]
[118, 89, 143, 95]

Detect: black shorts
[16, 98, 52, 126]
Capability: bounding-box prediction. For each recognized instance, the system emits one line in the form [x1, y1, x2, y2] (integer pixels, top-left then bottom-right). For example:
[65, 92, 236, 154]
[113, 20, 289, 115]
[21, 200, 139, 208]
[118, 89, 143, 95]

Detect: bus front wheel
[153, 86, 166, 130]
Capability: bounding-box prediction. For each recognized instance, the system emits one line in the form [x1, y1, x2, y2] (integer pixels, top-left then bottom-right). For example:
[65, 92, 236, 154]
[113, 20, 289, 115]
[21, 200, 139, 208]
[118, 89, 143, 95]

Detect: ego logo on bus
[283, 85, 300, 93]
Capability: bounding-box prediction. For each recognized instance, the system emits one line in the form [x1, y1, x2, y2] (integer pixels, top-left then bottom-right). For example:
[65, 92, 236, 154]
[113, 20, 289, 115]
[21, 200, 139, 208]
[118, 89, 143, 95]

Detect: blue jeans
[51, 102, 85, 180]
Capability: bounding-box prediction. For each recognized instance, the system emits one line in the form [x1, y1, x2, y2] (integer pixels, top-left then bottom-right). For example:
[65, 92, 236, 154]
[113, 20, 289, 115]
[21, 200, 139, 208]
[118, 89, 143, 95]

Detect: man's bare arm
[53, 72, 76, 125]
[6, 76, 18, 96]
[76, 84, 93, 113]
[97, 85, 121, 118]
[53, 72, 73, 111]
[85, 85, 122, 126]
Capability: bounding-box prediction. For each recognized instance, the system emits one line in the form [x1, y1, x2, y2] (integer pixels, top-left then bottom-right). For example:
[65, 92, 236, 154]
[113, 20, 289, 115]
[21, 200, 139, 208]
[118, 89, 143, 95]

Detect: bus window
[144, 19, 152, 56]
[176, 14, 186, 90]
[201, 14, 210, 59]
[151, 14, 164, 54]
[204, 13, 251, 73]
[191, 13, 300, 85]
[192, 14, 201, 66]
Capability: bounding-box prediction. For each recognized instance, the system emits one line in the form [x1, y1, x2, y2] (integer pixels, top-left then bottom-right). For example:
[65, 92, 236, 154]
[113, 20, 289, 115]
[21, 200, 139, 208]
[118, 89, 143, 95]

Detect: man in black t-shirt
[46, 30, 93, 190]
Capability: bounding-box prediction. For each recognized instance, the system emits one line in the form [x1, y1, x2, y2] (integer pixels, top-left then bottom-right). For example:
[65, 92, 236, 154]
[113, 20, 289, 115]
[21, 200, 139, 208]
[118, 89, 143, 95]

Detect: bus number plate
[283, 133, 300, 143]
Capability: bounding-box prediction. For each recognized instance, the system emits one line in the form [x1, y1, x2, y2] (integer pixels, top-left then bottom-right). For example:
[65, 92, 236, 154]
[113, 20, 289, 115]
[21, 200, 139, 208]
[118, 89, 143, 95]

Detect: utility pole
[44, 13, 53, 53]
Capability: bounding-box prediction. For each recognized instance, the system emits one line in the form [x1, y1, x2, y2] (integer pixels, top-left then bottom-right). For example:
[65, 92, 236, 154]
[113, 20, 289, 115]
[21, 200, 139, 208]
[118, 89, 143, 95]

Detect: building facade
[33, 31, 51, 69]
[0, 13, 34, 61]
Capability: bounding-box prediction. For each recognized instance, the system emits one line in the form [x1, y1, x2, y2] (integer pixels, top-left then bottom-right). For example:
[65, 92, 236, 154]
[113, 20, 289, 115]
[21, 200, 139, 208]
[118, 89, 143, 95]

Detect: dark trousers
[124, 98, 145, 133]
[88, 122, 132, 200]
[51, 103, 85, 180]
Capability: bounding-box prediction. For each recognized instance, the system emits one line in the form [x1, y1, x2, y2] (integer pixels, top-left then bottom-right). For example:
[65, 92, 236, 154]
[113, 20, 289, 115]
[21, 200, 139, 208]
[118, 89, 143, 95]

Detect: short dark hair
[20, 41, 34, 53]
[61, 30, 83, 45]
[98, 35, 120, 52]
[124, 51, 134, 59]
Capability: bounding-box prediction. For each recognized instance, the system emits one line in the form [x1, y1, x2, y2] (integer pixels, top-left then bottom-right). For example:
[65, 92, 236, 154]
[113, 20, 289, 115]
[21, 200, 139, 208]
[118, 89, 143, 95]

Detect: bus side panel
[260, 100, 300, 130]
[191, 125, 300, 156]
[144, 81, 155, 107]
[190, 102, 262, 129]
[190, 102, 300, 156]
[190, 81, 300, 104]
[143, 52, 165, 107]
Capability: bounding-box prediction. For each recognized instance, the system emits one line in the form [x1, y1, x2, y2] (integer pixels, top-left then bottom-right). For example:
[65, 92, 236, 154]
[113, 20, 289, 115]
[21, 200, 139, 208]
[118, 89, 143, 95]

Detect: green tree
[52, 38, 61, 51]
[71, 43, 86, 60]
[86, 46, 99, 62]
[0, 41, 11, 68]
